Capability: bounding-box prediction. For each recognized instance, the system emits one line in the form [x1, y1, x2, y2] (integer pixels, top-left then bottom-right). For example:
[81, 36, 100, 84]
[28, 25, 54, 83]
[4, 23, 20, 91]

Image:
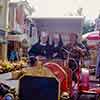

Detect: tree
[82, 19, 95, 34]
[68, 7, 95, 34]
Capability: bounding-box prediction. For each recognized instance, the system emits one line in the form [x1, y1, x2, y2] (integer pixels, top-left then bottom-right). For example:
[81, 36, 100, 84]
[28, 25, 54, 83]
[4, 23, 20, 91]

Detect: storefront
[6, 31, 29, 60]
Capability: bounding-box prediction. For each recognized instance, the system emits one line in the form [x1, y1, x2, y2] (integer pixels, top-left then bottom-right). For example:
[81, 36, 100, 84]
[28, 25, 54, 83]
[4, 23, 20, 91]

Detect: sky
[28, 0, 100, 19]
[13, 0, 100, 19]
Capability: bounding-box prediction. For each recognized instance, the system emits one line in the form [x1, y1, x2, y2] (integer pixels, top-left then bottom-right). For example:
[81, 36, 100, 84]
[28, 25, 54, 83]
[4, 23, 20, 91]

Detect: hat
[41, 32, 48, 37]
[53, 33, 59, 39]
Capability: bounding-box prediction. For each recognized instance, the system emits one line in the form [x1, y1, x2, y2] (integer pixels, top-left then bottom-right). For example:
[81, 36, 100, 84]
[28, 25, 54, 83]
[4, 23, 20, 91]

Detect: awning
[6, 34, 29, 47]
[82, 31, 100, 40]
[82, 31, 100, 48]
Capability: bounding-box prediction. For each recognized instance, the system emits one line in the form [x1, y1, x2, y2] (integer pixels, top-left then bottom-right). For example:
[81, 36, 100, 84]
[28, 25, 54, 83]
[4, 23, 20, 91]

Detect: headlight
[3, 93, 14, 100]
[61, 92, 70, 100]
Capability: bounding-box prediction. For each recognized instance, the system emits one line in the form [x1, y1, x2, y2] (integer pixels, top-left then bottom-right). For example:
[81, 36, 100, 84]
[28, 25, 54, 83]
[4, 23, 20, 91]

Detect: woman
[62, 33, 86, 64]
[28, 31, 51, 59]
[62, 33, 87, 83]
[51, 33, 63, 59]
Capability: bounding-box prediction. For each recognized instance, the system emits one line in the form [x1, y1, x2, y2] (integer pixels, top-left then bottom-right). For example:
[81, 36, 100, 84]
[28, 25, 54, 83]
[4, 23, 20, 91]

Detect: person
[9, 49, 18, 62]
[28, 31, 51, 59]
[51, 33, 63, 59]
[62, 33, 87, 83]
[62, 33, 86, 65]
[96, 42, 100, 79]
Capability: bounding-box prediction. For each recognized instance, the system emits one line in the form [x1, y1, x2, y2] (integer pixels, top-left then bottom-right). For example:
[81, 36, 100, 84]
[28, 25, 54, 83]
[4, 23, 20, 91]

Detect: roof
[27, 16, 84, 19]
[31, 17, 84, 33]
[10, 0, 34, 15]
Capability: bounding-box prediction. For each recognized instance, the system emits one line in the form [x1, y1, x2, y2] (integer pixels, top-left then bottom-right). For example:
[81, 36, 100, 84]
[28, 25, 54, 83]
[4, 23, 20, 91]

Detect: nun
[28, 31, 51, 59]
[51, 33, 63, 59]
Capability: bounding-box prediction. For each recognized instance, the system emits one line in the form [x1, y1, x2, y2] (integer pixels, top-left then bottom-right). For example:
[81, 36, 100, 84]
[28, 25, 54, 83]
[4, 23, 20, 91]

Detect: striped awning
[82, 31, 100, 48]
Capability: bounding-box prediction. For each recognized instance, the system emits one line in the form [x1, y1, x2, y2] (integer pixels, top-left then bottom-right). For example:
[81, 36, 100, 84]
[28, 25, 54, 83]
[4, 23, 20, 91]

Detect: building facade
[0, 0, 9, 60]
[7, 0, 34, 59]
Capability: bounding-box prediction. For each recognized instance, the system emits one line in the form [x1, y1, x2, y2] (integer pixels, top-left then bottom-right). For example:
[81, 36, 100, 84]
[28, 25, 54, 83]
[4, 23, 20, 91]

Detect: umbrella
[82, 31, 100, 48]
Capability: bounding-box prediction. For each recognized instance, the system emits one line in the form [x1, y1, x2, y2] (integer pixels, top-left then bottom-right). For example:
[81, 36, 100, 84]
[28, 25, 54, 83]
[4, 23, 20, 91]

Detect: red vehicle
[0, 55, 100, 100]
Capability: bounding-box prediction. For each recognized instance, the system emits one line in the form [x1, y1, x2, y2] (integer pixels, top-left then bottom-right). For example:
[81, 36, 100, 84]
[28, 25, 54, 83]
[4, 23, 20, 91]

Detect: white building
[7, 0, 34, 59]
[0, 0, 9, 30]
[0, 0, 9, 60]
[9, 0, 34, 33]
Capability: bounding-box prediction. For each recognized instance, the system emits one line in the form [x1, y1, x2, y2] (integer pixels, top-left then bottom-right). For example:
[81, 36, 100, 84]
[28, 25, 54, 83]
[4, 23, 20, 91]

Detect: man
[28, 31, 51, 59]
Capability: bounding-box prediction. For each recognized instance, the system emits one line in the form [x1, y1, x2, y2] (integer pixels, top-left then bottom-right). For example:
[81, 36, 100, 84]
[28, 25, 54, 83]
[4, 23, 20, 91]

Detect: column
[2, 0, 9, 61]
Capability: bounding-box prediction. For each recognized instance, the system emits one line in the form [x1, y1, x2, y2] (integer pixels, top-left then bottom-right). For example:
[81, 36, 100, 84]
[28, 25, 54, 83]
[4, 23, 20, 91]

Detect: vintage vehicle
[0, 48, 86, 100]
[0, 47, 78, 100]
[0, 53, 100, 100]
[0, 60, 70, 100]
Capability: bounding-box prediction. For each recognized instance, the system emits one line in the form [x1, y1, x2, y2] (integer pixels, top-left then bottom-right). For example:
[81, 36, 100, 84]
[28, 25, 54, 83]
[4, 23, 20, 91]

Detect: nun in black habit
[51, 33, 63, 59]
[28, 32, 51, 59]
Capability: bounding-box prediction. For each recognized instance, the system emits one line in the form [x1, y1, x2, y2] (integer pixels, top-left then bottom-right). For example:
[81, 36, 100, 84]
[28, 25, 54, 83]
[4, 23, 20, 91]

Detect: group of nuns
[28, 32, 64, 59]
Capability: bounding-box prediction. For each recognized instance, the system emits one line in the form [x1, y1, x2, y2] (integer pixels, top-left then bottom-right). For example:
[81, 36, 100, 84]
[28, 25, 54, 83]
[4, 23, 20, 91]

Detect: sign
[11, 4, 25, 33]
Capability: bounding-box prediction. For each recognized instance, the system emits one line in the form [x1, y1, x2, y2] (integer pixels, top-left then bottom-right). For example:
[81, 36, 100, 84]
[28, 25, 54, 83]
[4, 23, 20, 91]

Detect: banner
[15, 5, 25, 33]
